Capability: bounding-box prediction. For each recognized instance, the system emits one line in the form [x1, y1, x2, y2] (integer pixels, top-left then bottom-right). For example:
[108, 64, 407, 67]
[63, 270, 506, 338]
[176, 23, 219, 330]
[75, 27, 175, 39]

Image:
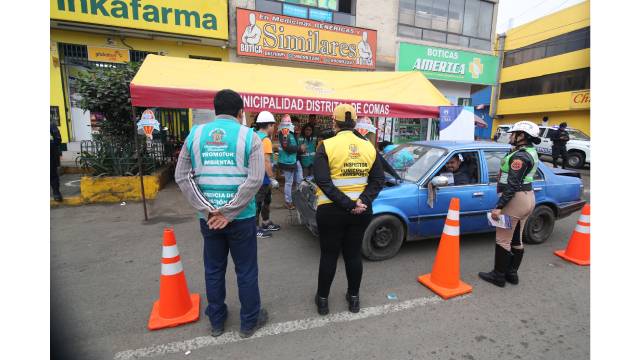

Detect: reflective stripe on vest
[499, 146, 539, 185]
[316, 131, 376, 206]
[188, 118, 256, 219]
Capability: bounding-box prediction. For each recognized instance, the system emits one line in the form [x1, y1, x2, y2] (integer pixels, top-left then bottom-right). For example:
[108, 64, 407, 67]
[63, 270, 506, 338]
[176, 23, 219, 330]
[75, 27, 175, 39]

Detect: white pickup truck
[497, 125, 590, 168]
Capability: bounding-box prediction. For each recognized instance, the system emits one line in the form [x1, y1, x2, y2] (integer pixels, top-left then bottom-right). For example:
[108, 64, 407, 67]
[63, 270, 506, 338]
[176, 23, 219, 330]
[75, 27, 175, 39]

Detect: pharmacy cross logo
[469, 58, 484, 79]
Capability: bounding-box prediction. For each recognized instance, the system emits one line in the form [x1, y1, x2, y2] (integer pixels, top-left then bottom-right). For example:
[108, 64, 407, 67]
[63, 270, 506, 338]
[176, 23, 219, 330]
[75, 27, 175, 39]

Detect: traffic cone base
[554, 250, 590, 266]
[418, 273, 472, 300]
[148, 293, 200, 330]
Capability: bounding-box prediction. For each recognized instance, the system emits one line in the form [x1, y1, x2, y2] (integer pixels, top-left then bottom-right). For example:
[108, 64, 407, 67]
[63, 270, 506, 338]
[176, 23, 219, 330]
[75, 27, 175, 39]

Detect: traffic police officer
[313, 104, 385, 315]
[479, 121, 541, 287]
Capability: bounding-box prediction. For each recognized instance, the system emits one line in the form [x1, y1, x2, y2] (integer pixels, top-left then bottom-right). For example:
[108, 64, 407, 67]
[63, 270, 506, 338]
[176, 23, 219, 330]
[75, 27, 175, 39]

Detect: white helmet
[255, 111, 276, 124]
[508, 121, 540, 138]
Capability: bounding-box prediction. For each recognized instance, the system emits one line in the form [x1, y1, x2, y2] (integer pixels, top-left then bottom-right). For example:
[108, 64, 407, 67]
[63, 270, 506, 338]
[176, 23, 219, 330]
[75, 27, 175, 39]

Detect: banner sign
[88, 46, 130, 63]
[137, 109, 160, 139]
[570, 90, 590, 109]
[51, 0, 229, 40]
[236, 8, 376, 70]
[397, 42, 498, 85]
[439, 106, 474, 141]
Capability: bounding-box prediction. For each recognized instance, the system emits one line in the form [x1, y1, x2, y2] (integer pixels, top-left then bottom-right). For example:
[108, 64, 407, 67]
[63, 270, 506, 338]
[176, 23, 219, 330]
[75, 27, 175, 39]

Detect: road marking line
[114, 295, 469, 359]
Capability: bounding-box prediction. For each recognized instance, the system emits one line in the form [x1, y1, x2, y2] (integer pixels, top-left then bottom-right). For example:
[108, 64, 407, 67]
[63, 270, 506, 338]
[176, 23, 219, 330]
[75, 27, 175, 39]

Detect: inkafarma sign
[51, 0, 228, 40]
[236, 8, 376, 70]
[397, 42, 498, 85]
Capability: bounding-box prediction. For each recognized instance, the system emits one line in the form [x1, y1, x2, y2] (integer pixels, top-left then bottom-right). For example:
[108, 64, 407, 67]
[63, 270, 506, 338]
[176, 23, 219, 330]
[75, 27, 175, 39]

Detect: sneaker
[345, 293, 360, 313]
[262, 221, 281, 232]
[239, 309, 269, 338]
[257, 228, 272, 238]
[315, 294, 329, 316]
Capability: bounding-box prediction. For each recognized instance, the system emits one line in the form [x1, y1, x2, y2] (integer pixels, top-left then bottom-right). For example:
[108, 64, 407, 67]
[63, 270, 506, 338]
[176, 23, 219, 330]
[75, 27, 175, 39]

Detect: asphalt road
[51, 172, 590, 360]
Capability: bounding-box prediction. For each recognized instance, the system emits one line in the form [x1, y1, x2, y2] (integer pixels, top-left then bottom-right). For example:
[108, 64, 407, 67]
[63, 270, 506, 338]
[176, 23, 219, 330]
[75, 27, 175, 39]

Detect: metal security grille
[130, 50, 157, 63]
[60, 43, 88, 59]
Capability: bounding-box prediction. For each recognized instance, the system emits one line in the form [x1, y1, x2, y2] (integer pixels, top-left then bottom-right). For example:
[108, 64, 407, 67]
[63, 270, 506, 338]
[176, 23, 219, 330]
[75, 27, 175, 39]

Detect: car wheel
[567, 151, 585, 169]
[523, 205, 555, 244]
[361, 215, 405, 261]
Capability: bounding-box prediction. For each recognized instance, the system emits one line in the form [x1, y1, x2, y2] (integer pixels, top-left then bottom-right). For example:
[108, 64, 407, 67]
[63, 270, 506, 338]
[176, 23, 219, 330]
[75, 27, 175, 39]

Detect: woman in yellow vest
[313, 104, 385, 315]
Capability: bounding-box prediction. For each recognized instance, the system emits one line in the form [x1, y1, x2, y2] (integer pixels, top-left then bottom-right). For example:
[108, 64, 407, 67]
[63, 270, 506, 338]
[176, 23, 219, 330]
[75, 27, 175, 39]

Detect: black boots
[479, 245, 512, 287]
[506, 248, 524, 284]
[315, 294, 329, 315]
[345, 293, 360, 313]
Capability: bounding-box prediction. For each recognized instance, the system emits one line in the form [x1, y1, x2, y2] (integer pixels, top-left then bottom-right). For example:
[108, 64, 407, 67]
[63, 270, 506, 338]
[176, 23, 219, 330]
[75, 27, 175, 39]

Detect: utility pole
[490, 33, 506, 119]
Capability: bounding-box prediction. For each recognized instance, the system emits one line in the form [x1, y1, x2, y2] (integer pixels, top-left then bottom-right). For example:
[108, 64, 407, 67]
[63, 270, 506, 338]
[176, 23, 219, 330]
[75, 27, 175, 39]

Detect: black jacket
[551, 129, 570, 148]
[50, 123, 62, 166]
[313, 130, 385, 211]
[496, 147, 537, 209]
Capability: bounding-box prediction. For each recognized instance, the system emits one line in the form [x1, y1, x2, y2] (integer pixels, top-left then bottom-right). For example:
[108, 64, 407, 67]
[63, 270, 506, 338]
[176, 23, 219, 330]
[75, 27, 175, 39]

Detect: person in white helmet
[253, 111, 281, 238]
[479, 120, 541, 287]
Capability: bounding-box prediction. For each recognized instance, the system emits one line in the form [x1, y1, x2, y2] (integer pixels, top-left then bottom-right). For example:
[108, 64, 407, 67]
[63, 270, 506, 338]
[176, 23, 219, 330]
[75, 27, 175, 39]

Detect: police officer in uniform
[479, 121, 541, 287]
[313, 104, 385, 315]
[551, 122, 570, 169]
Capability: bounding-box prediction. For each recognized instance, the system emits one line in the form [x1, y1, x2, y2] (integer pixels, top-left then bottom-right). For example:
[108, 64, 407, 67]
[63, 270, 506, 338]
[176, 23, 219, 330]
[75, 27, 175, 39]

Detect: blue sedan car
[293, 141, 586, 261]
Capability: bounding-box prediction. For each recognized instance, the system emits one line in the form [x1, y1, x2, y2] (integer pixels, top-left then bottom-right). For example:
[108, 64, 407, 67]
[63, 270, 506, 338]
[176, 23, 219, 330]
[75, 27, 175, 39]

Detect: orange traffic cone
[555, 204, 590, 265]
[418, 198, 472, 299]
[148, 228, 200, 330]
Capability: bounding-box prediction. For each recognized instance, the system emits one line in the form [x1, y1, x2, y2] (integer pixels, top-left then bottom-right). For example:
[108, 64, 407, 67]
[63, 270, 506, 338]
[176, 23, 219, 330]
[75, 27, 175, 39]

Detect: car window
[567, 129, 590, 141]
[435, 151, 481, 186]
[534, 169, 544, 181]
[546, 129, 558, 139]
[485, 151, 509, 183]
[384, 144, 446, 183]
[538, 128, 546, 137]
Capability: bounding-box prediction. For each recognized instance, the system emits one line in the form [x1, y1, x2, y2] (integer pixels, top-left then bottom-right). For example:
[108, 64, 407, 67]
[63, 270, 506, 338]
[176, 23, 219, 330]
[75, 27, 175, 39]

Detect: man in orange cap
[313, 104, 385, 315]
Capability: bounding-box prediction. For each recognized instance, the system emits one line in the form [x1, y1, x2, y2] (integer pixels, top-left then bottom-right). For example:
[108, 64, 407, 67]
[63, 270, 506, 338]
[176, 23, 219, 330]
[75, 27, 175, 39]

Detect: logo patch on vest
[348, 144, 360, 158]
[510, 159, 523, 171]
[207, 128, 227, 147]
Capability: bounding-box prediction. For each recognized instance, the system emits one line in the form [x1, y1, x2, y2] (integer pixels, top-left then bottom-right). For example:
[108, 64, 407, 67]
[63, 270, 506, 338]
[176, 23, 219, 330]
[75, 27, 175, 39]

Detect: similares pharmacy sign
[51, 0, 228, 40]
[397, 42, 498, 85]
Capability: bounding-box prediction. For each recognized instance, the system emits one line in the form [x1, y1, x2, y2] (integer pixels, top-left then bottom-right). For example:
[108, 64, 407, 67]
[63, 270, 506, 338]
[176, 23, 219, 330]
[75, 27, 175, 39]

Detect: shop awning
[130, 55, 450, 118]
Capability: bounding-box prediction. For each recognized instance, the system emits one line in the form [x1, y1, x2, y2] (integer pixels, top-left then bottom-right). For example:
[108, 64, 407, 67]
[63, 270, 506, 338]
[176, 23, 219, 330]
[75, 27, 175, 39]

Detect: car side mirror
[431, 175, 449, 188]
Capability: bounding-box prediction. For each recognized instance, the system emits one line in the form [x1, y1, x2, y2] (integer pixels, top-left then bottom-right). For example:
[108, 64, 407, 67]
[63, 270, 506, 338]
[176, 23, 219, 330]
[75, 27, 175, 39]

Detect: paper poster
[439, 106, 474, 141]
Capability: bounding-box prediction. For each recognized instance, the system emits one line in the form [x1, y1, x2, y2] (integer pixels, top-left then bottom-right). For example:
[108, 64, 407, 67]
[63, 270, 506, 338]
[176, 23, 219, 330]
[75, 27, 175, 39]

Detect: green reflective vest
[299, 136, 317, 168]
[278, 132, 298, 166]
[499, 146, 539, 185]
[187, 117, 256, 220]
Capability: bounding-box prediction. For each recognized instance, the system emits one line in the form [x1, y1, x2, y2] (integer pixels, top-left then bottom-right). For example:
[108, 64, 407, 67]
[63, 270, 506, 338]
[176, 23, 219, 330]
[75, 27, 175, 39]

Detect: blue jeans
[283, 161, 304, 203]
[200, 217, 261, 332]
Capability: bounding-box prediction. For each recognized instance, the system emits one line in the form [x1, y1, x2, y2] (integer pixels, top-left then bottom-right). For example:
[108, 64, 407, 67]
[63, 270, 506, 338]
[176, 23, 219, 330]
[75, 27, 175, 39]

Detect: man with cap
[550, 122, 570, 169]
[254, 111, 281, 238]
[313, 104, 385, 315]
[277, 114, 302, 210]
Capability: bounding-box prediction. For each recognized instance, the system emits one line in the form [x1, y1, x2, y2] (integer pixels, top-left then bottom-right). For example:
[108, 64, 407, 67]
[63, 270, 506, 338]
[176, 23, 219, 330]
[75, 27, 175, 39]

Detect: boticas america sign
[236, 8, 377, 70]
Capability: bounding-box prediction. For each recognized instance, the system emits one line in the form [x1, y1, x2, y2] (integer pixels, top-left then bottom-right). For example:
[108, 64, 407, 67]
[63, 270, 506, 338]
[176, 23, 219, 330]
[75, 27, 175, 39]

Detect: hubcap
[568, 156, 580, 167]
[373, 225, 393, 248]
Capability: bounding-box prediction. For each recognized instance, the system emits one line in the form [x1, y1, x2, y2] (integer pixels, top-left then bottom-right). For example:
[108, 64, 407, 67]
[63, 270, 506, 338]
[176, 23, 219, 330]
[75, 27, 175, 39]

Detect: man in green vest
[175, 89, 268, 338]
[277, 114, 302, 209]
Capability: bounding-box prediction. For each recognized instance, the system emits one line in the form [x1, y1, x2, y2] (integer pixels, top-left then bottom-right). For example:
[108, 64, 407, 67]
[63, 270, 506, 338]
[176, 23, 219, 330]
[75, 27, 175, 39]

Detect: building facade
[50, 0, 230, 146]
[492, 0, 590, 135]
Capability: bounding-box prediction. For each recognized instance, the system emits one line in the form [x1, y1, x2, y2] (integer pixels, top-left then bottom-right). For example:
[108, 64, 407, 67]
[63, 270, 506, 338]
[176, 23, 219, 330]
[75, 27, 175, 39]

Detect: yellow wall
[503, 1, 590, 49]
[50, 29, 228, 143]
[50, 41, 70, 143]
[500, 48, 590, 83]
[492, 110, 590, 136]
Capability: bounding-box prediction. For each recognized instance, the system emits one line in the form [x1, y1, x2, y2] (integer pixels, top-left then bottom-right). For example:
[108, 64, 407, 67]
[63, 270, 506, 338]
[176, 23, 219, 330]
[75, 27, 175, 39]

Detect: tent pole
[132, 106, 149, 221]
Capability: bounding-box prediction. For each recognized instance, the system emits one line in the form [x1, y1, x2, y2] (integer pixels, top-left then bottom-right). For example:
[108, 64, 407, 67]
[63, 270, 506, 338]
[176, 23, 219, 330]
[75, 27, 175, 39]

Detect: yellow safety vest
[316, 131, 377, 205]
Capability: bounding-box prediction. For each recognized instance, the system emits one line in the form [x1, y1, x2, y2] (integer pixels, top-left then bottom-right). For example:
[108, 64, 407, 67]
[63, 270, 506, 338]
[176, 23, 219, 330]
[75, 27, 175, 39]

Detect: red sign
[236, 8, 377, 69]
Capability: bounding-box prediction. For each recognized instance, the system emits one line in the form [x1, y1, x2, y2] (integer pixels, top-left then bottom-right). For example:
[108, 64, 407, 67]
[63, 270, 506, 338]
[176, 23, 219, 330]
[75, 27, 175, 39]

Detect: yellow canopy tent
[130, 55, 450, 118]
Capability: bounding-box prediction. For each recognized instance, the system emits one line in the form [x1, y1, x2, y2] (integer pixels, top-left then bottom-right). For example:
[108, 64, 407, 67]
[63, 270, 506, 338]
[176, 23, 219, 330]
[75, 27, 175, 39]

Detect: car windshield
[566, 129, 590, 141]
[383, 144, 446, 182]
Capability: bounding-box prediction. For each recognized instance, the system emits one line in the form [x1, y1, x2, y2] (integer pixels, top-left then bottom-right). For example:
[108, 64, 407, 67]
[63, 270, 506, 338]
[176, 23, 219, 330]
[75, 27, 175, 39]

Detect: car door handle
[472, 192, 485, 197]
[534, 187, 542, 191]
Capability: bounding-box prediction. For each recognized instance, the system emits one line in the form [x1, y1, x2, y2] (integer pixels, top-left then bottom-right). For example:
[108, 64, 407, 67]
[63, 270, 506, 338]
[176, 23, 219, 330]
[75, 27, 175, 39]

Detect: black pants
[316, 203, 372, 298]
[50, 154, 61, 195]
[552, 146, 567, 169]
[255, 184, 271, 223]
